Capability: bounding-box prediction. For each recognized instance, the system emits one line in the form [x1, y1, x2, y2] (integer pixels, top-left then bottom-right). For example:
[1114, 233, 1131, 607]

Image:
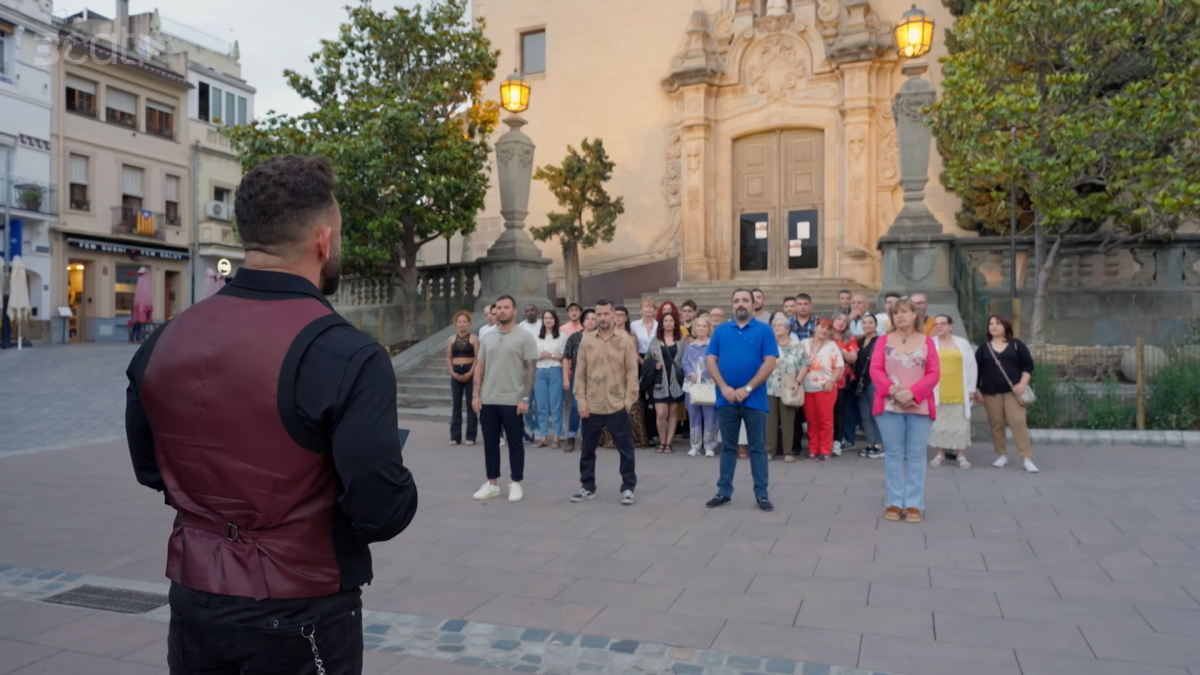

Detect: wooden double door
[733, 129, 824, 278]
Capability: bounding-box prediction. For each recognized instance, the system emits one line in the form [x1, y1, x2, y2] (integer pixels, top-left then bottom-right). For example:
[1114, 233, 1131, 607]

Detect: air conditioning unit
[205, 200, 231, 221]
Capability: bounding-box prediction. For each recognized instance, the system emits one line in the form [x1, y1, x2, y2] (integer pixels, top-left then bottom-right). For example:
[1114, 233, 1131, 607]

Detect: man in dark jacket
[125, 155, 418, 674]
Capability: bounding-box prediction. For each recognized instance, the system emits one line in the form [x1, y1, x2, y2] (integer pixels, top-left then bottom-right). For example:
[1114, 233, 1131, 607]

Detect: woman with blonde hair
[683, 314, 718, 457]
[929, 314, 978, 469]
[869, 298, 941, 523]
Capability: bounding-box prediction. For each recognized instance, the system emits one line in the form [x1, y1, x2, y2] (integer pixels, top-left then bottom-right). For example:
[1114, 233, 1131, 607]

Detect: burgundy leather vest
[140, 293, 346, 600]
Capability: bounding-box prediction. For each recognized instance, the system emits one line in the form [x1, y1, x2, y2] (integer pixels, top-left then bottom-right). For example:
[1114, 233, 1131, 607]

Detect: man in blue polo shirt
[705, 289, 779, 511]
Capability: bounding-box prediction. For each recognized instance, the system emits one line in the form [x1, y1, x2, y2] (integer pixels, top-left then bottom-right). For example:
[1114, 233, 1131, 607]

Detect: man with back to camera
[125, 155, 418, 674]
[472, 294, 538, 503]
[706, 289, 779, 511]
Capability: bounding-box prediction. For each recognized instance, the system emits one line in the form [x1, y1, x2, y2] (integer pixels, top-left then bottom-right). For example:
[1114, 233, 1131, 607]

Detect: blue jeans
[534, 366, 564, 438]
[857, 383, 881, 445]
[716, 406, 769, 500]
[567, 370, 580, 439]
[875, 411, 934, 511]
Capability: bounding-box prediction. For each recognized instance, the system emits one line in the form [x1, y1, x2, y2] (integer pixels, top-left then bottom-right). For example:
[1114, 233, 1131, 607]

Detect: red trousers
[804, 389, 837, 456]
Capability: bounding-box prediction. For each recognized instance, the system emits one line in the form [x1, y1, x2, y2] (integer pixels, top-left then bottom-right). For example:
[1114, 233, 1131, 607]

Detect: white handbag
[688, 381, 716, 405]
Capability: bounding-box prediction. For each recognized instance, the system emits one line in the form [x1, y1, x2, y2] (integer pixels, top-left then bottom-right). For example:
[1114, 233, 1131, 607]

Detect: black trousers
[167, 582, 363, 675]
[481, 404, 525, 481]
[449, 364, 477, 443]
[580, 410, 637, 493]
[791, 402, 807, 455]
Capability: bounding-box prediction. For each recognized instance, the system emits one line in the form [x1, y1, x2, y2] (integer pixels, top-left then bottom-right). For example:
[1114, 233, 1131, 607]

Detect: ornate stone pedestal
[877, 63, 961, 327]
[477, 116, 552, 312]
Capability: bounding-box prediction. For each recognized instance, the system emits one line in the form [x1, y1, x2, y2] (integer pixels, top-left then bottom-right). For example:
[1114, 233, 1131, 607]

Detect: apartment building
[50, 5, 192, 342]
[0, 0, 57, 342]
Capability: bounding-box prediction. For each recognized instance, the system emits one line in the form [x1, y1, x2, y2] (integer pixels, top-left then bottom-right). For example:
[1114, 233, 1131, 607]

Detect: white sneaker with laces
[832, 441, 843, 457]
[473, 482, 501, 500]
[1023, 459, 1040, 473]
[687, 447, 698, 457]
[508, 482, 524, 502]
[621, 490, 636, 505]
[570, 488, 595, 502]
[705, 449, 715, 458]
[992, 455, 1009, 468]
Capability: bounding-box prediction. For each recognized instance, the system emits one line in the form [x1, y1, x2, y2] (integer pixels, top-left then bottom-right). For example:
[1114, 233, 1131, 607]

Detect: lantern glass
[500, 71, 530, 113]
[895, 4, 934, 58]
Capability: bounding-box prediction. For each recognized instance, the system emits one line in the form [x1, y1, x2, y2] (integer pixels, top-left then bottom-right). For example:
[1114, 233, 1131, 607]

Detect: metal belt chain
[300, 625, 326, 675]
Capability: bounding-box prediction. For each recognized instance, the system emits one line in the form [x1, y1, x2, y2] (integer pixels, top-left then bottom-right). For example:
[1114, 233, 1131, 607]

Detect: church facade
[469, 0, 962, 290]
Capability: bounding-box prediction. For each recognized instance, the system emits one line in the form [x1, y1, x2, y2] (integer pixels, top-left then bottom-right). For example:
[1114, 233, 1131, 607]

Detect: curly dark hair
[234, 155, 337, 254]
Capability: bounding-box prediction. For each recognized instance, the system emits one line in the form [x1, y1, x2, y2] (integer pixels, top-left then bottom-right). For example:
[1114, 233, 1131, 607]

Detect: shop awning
[66, 235, 190, 260]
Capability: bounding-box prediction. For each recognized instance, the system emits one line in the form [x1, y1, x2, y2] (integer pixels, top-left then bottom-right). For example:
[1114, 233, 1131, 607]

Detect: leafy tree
[932, 0, 1200, 343]
[225, 0, 499, 339]
[530, 139, 625, 305]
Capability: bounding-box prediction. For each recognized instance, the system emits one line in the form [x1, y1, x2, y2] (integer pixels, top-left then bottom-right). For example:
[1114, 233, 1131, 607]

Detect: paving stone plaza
[2, 344, 1200, 675]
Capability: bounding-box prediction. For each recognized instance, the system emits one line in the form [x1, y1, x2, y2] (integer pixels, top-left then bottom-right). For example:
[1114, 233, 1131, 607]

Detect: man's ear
[315, 225, 333, 260]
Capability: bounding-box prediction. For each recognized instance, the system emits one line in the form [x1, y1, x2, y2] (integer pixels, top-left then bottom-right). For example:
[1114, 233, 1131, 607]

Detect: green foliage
[531, 139, 625, 255]
[531, 139, 625, 303]
[223, 0, 500, 278]
[1025, 363, 1064, 429]
[933, 0, 1200, 240]
[1074, 376, 1136, 430]
[942, 0, 981, 16]
[1146, 358, 1200, 430]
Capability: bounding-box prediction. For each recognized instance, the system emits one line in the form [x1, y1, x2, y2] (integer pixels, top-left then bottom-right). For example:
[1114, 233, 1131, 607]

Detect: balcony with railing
[111, 206, 166, 241]
[1, 179, 59, 217]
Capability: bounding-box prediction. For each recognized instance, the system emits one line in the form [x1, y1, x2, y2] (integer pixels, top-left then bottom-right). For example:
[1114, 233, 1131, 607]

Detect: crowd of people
[453, 288, 1040, 520]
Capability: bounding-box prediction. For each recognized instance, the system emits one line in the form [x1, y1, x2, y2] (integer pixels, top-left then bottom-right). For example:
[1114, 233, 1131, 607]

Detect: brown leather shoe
[884, 506, 902, 521]
[904, 508, 923, 523]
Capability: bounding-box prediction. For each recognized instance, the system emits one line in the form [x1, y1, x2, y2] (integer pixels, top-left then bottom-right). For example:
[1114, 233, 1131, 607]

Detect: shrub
[1075, 376, 1135, 430]
[1146, 358, 1200, 431]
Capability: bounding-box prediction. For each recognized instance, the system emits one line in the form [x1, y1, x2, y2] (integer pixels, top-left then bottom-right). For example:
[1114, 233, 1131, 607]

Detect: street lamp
[500, 70, 530, 114]
[895, 4, 935, 58]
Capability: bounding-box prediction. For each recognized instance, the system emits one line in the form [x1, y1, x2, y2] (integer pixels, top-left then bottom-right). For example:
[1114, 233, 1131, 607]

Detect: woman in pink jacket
[870, 297, 941, 523]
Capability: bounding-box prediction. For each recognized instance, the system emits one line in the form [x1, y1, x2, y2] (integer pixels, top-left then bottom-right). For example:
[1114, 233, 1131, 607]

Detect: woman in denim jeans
[869, 299, 941, 523]
[561, 309, 596, 453]
[533, 309, 567, 449]
[854, 315, 884, 458]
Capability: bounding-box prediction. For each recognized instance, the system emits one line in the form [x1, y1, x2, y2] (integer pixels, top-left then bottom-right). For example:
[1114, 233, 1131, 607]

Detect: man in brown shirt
[572, 297, 640, 505]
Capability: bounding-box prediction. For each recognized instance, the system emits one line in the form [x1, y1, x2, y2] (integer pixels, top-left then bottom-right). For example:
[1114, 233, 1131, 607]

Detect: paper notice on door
[789, 240, 803, 257]
[754, 221, 768, 240]
[796, 221, 811, 240]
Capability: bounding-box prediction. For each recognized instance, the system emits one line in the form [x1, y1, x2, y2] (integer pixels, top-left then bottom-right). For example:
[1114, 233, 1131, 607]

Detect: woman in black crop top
[447, 310, 480, 446]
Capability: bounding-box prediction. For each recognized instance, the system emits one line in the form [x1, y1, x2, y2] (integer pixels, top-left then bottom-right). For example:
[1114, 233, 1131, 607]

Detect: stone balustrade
[328, 262, 483, 345]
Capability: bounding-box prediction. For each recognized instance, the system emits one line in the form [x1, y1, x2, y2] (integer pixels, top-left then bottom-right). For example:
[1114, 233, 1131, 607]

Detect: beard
[319, 250, 342, 296]
[598, 320, 612, 331]
[735, 307, 750, 321]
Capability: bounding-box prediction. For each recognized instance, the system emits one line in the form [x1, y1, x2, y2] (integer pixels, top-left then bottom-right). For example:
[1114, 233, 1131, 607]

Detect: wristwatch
[744, 385, 754, 394]
[521, 397, 530, 403]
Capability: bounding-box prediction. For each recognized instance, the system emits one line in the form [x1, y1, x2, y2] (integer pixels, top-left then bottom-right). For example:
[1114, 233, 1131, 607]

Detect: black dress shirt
[126, 269, 418, 548]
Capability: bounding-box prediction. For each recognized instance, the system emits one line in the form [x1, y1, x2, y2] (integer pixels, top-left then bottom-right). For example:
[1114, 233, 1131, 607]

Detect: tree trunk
[1029, 224, 1061, 346]
[563, 244, 581, 306]
[395, 219, 421, 342]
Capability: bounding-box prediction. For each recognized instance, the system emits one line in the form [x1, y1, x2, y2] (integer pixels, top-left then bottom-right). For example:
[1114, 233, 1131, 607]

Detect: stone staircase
[623, 278, 877, 314]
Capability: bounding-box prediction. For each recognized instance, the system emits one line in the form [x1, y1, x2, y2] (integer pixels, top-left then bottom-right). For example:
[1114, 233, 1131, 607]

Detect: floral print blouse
[800, 338, 846, 392]
[767, 341, 810, 397]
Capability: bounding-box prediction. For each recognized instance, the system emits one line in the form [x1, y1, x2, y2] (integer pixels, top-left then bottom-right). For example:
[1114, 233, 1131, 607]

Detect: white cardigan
[932, 335, 978, 419]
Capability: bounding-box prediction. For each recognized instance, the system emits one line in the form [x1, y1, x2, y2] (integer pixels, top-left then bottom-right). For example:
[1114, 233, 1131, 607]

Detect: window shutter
[225, 92, 235, 125]
[122, 166, 144, 197]
[146, 99, 174, 113]
[107, 88, 137, 114]
[165, 175, 179, 202]
[70, 155, 89, 185]
[66, 75, 97, 95]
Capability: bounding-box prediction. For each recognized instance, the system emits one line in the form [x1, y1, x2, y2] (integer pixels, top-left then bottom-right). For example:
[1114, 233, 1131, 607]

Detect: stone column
[877, 63, 962, 326]
[838, 61, 877, 283]
[476, 116, 551, 312]
[679, 85, 713, 282]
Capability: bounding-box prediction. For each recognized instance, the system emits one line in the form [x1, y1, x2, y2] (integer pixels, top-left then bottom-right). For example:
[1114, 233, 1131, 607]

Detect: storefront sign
[754, 221, 768, 240]
[217, 258, 232, 276]
[66, 236, 189, 260]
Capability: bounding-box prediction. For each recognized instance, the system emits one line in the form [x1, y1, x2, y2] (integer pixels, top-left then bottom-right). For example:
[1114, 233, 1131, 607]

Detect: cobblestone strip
[0, 564, 896, 675]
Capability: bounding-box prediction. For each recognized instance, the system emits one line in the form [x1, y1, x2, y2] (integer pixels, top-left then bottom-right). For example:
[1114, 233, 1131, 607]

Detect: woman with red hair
[647, 301, 686, 452]
[800, 319, 845, 460]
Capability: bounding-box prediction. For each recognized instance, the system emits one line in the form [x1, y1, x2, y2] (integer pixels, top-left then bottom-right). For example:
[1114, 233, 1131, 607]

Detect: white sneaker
[473, 482, 501, 500]
[508, 482, 524, 502]
[621, 490, 636, 505]
[832, 441, 843, 457]
[1023, 459, 1040, 473]
[992, 455, 1009, 468]
[687, 447, 698, 457]
[705, 449, 715, 458]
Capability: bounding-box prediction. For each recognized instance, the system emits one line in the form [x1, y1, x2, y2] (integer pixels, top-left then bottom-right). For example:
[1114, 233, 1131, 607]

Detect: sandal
[662, 445, 673, 454]
[551, 440, 561, 450]
[656, 445, 666, 453]
[956, 455, 971, 469]
[929, 454, 944, 468]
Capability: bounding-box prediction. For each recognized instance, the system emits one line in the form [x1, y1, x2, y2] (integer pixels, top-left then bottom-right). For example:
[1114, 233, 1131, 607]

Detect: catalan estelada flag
[136, 209, 156, 236]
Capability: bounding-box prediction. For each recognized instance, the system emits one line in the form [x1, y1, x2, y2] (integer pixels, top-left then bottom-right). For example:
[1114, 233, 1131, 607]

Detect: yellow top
[939, 346, 964, 405]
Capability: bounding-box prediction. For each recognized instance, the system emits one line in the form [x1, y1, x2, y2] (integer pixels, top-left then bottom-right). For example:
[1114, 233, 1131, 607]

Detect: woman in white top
[928, 314, 978, 469]
[533, 309, 567, 449]
[632, 296, 660, 357]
